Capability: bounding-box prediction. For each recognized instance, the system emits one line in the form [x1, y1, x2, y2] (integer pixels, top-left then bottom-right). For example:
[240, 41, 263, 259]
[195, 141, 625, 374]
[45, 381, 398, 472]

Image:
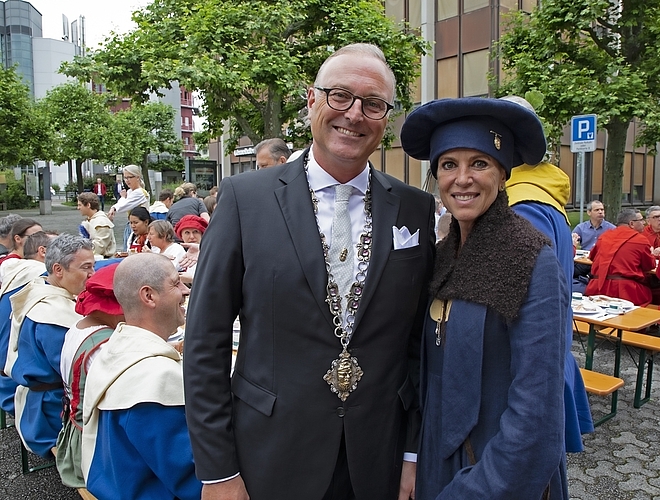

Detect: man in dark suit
[184, 43, 435, 500]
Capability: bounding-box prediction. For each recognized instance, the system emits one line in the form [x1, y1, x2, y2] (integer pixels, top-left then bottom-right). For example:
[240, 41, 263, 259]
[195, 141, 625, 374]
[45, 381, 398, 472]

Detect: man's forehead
[70, 249, 95, 264]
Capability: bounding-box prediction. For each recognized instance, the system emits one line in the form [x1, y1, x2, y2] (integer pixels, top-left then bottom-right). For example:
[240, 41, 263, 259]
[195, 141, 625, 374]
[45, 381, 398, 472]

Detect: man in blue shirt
[572, 200, 616, 251]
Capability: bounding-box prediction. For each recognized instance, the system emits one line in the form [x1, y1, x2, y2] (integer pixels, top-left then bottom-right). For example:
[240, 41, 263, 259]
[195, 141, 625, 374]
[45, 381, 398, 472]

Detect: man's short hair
[255, 138, 291, 161]
[45, 234, 93, 274]
[616, 208, 639, 226]
[148, 220, 176, 243]
[0, 214, 22, 239]
[113, 253, 174, 315]
[646, 206, 660, 217]
[159, 190, 173, 202]
[587, 200, 603, 211]
[24, 231, 55, 259]
[78, 192, 100, 211]
[314, 43, 396, 100]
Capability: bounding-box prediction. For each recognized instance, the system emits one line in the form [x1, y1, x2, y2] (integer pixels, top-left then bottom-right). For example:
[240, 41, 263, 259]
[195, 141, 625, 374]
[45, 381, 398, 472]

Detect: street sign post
[571, 114, 598, 223]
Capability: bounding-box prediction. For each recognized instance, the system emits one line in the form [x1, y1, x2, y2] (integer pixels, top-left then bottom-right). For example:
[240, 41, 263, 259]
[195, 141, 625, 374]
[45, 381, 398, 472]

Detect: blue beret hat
[400, 97, 546, 179]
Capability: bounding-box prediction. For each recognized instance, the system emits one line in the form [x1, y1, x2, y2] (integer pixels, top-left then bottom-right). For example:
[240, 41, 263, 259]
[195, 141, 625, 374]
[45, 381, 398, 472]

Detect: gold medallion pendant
[324, 348, 364, 401]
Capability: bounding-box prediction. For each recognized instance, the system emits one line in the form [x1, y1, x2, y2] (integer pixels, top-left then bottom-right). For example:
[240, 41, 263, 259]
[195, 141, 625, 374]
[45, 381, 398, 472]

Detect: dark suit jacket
[184, 152, 435, 500]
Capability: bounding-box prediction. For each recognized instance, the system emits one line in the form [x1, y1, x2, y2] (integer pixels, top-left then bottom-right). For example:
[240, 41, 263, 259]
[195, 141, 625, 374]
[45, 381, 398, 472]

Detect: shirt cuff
[403, 452, 417, 463]
[201, 472, 240, 484]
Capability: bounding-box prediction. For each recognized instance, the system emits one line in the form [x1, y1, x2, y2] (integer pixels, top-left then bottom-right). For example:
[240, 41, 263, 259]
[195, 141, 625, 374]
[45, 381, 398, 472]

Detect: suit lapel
[353, 168, 399, 331]
[274, 155, 334, 327]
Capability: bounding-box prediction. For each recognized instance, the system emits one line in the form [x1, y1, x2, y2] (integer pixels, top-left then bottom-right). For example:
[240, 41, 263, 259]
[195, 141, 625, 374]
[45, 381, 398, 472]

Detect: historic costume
[82, 211, 116, 258]
[508, 162, 594, 452]
[586, 225, 655, 305]
[401, 97, 568, 499]
[82, 324, 201, 500]
[5, 277, 80, 456]
[0, 259, 46, 414]
[416, 193, 568, 499]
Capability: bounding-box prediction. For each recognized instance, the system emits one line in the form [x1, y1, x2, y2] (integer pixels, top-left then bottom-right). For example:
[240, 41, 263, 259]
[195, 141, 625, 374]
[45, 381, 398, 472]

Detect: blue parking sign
[570, 114, 597, 152]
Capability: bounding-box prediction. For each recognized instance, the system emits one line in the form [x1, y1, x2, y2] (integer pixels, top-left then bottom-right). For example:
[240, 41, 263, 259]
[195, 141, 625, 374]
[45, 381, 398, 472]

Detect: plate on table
[587, 295, 634, 310]
[572, 301, 603, 315]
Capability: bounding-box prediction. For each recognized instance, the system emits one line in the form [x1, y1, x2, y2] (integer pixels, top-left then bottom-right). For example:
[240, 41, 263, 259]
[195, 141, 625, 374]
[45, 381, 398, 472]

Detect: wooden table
[574, 306, 660, 423]
[574, 257, 592, 266]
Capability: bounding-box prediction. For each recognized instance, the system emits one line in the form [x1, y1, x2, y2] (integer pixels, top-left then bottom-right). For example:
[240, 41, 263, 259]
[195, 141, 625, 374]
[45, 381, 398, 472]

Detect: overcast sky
[27, 0, 151, 48]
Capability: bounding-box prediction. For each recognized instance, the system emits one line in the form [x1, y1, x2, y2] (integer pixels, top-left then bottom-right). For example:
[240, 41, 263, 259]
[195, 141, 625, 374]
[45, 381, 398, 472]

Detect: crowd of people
[1, 40, 653, 500]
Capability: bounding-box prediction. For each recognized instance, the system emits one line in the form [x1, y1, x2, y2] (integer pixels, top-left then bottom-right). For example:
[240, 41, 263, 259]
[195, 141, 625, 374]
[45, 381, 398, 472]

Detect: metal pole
[578, 151, 585, 223]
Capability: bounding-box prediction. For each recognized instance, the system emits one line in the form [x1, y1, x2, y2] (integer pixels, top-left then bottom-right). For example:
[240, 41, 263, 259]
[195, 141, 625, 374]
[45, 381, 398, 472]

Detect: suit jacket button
[336, 407, 345, 418]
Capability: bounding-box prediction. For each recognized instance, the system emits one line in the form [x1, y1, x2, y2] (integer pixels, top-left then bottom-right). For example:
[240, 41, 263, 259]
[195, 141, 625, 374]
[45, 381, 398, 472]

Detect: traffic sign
[570, 114, 597, 153]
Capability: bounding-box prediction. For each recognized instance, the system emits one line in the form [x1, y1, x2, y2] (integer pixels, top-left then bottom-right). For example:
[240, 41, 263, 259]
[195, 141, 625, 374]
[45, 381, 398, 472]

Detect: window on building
[500, 0, 518, 10]
[464, 0, 489, 13]
[438, 0, 458, 20]
[385, 0, 405, 22]
[521, 0, 537, 13]
[463, 49, 489, 97]
[437, 57, 459, 98]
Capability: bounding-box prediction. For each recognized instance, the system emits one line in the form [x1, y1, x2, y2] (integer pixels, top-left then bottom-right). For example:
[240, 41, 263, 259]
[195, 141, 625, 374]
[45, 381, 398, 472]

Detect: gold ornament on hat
[490, 131, 502, 150]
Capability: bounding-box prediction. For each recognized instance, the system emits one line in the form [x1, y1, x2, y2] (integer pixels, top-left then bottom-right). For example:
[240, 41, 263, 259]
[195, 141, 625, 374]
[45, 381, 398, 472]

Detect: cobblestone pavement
[1, 203, 660, 498]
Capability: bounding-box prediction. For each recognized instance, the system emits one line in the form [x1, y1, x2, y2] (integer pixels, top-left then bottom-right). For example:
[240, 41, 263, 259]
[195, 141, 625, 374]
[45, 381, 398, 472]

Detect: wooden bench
[579, 368, 624, 426]
[77, 488, 97, 500]
[574, 319, 660, 408]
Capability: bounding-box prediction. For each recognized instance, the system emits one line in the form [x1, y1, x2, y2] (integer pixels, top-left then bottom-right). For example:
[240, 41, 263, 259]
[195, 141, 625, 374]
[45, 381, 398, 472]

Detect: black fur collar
[430, 191, 550, 321]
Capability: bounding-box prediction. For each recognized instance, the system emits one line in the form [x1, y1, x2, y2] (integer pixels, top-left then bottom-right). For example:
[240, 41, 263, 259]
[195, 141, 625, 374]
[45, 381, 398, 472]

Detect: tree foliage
[0, 66, 51, 167]
[496, 0, 660, 217]
[62, 0, 428, 150]
[108, 101, 182, 193]
[37, 82, 113, 193]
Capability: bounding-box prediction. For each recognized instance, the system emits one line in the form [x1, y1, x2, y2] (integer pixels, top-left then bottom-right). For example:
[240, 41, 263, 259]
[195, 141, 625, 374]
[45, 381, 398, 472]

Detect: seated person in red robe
[585, 208, 655, 306]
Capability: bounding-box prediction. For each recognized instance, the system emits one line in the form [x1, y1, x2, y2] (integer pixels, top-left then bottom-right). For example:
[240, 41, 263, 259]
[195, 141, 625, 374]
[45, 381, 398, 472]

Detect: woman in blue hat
[401, 98, 568, 499]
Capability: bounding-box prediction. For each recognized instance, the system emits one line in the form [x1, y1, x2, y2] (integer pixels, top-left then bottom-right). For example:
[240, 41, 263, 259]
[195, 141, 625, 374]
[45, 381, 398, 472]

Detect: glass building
[0, 0, 42, 95]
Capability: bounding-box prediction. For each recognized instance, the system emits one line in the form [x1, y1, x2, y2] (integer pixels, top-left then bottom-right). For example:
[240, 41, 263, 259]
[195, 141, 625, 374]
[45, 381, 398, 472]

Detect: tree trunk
[141, 153, 152, 199]
[75, 158, 84, 194]
[67, 159, 73, 186]
[602, 117, 628, 222]
[264, 88, 283, 139]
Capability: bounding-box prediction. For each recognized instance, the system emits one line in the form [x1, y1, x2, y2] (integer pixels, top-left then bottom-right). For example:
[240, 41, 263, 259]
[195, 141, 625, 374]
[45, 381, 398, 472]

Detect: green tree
[37, 82, 113, 193]
[496, 0, 660, 218]
[0, 66, 51, 167]
[108, 101, 182, 193]
[62, 0, 428, 149]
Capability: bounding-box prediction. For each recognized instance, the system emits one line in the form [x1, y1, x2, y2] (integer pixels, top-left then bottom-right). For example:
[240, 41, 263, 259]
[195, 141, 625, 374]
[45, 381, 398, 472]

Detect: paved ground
[0, 199, 125, 247]
[1, 201, 660, 498]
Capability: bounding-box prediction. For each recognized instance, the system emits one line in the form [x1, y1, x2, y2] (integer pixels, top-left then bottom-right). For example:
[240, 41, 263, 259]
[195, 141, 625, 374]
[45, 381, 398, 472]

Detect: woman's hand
[179, 243, 199, 270]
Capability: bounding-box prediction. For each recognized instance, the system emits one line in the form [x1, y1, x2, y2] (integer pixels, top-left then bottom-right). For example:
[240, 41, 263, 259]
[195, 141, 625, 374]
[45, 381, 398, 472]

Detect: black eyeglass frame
[314, 86, 394, 120]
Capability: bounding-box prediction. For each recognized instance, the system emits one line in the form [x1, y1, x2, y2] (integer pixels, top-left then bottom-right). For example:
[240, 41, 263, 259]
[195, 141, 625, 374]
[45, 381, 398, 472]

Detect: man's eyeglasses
[633, 218, 646, 224]
[648, 215, 660, 220]
[314, 87, 394, 120]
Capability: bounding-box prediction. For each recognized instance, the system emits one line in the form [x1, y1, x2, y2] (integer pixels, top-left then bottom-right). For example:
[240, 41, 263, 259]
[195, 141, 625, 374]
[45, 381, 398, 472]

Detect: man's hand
[571, 232, 580, 247]
[398, 460, 416, 500]
[202, 477, 250, 500]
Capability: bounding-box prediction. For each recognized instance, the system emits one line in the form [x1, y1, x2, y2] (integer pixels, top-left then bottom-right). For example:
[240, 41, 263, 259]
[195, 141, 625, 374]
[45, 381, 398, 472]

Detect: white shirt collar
[307, 146, 369, 195]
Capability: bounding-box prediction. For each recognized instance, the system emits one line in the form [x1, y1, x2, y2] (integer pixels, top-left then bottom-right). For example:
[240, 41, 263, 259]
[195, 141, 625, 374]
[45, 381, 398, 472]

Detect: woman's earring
[499, 185, 505, 192]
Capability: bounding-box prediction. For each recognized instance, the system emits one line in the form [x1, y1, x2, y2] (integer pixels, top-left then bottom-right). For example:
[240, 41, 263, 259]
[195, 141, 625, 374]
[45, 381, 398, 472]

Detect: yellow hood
[506, 162, 570, 225]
